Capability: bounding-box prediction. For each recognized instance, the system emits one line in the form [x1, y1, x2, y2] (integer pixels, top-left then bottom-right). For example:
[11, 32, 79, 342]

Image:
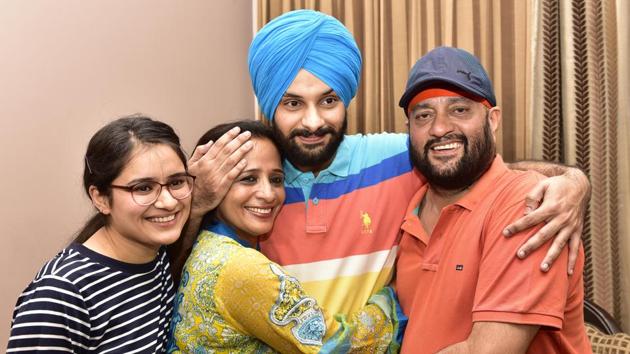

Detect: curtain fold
[530, 0, 629, 329]
[256, 0, 629, 330]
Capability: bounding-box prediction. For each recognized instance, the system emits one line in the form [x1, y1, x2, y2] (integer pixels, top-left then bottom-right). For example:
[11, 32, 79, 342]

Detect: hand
[502, 169, 590, 274]
[188, 126, 253, 219]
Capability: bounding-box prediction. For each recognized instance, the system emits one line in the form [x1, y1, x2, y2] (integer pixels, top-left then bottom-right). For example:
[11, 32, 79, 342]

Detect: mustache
[288, 126, 336, 139]
[424, 134, 468, 153]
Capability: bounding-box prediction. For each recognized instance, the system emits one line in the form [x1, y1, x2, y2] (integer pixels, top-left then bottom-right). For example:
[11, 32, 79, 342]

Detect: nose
[256, 180, 277, 203]
[428, 110, 454, 138]
[301, 104, 325, 132]
[153, 186, 178, 210]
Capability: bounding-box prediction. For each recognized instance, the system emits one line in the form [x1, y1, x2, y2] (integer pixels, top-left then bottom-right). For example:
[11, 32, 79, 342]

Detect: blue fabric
[399, 46, 497, 111]
[248, 9, 362, 120]
[202, 220, 258, 250]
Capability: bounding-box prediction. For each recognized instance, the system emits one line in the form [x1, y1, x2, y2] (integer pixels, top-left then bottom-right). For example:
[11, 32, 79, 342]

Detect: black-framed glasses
[110, 174, 195, 206]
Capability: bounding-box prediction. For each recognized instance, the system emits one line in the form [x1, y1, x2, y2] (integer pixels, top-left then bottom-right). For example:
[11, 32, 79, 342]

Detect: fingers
[202, 127, 251, 164]
[524, 181, 547, 214]
[567, 233, 582, 275]
[188, 140, 213, 168]
[538, 228, 572, 272]
[503, 206, 552, 237]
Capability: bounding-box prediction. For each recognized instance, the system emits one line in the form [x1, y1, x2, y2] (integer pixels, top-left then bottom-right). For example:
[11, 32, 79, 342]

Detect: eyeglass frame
[109, 174, 196, 206]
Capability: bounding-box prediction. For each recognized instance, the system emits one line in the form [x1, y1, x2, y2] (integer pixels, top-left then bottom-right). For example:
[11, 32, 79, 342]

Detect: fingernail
[231, 127, 241, 133]
[244, 141, 254, 149]
[503, 229, 512, 236]
[568, 268, 574, 275]
[541, 263, 549, 271]
[517, 250, 526, 258]
[524, 207, 532, 215]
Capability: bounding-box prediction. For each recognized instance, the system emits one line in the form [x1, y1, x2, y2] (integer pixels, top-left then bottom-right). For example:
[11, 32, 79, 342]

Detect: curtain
[256, 0, 630, 330]
[530, 0, 630, 329]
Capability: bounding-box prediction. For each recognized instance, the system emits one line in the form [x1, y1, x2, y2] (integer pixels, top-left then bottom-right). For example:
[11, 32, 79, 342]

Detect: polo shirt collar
[283, 135, 352, 183]
[454, 155, 509, 211]
[202, 219, 258, 249]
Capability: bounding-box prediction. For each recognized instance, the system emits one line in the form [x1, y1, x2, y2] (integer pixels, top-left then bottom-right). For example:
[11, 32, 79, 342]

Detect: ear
[487, 106, 502, 135]
[89, 186, 111, 215]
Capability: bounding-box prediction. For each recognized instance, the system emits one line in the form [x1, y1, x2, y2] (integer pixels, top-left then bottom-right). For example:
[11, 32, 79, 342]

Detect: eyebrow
[283, 89, 335, 99]
[411, 96, 474, 111]
[124, 171, 188, 185]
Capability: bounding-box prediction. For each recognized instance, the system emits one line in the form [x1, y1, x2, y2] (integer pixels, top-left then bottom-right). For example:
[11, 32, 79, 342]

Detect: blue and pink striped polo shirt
[260, 132, 424, 323]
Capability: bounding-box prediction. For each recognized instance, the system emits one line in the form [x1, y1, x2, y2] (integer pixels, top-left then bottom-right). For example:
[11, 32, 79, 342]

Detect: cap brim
[398, 77, 491, 113]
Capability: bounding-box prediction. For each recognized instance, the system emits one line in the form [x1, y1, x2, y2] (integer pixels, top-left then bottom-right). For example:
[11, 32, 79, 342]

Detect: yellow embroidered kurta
[168, 223, 403, 353]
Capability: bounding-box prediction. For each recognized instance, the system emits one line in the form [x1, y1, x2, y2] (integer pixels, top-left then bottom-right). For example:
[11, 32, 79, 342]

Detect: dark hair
[74, 115, 186, 244]
[168, 119, 282, 282]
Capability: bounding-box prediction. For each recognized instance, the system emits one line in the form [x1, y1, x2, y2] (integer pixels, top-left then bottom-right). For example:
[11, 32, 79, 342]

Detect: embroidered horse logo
[360, 211, 373, 234]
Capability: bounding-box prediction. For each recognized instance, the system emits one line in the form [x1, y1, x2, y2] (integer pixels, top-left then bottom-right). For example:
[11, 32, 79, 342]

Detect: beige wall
[0, 0, 254, 345]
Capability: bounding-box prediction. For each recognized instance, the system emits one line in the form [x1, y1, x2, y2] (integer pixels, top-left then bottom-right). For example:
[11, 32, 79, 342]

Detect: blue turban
[248, 9, 362, 120]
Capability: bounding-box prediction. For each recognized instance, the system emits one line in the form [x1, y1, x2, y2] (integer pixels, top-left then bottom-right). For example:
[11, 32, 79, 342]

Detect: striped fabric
[260, 133, 424, 319]
[7, 244, 175, 353]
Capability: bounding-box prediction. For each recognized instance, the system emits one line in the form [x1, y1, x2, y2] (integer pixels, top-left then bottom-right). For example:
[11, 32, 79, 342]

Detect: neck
[294, 158, 333, 177]
[83, 227, 158, 264]
[426, 184, 469, 210]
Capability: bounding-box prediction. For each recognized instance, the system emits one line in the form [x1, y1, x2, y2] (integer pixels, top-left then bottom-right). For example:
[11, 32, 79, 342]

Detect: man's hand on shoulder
[503, 163, 590, 275]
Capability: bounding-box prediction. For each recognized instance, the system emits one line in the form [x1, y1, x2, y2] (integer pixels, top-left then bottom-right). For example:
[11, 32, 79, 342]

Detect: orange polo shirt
[396, 156, 590, 354]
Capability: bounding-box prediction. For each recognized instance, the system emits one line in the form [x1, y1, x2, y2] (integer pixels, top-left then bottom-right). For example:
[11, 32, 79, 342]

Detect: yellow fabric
[169, 230, 397, 353]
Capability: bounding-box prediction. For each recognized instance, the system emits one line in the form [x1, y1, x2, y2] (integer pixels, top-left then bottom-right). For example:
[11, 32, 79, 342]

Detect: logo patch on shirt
[456, 264, 464, 271]
[360, 211, 373, 234]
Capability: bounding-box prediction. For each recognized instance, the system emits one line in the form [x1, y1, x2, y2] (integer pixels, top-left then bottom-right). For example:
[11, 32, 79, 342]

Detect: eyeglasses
[110, 175, 195, 206]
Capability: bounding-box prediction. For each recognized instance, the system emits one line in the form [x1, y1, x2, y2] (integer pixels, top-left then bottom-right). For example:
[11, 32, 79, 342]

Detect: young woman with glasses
[8, 115, 193, 353]
[167, 120, 403, 353]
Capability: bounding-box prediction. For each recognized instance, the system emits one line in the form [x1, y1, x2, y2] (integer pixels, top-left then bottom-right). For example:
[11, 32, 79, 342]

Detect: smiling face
[96, 143, 191, 255]
[273, 69, 346, 173]
[215, 138, 285, 242]
[407, 96, 501, 190]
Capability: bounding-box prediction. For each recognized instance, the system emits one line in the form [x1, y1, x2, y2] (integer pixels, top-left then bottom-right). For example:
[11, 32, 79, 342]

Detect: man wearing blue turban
[179, 8, 589, 343]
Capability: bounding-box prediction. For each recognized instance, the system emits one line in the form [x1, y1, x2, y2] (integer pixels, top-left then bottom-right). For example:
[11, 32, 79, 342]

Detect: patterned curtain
[530, 0, 630, 329]
[257, 0, 630, 330]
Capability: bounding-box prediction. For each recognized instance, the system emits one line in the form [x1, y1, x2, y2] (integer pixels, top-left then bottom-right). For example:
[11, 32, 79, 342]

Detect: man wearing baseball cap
[396, 47, 591, 353]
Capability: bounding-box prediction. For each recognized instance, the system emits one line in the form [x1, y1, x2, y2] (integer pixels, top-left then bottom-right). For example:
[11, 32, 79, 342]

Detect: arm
[504, 161, 590, 274]
[167, 127, 252, 281]
[437, 322, 539, 354]
[8, 276, 89, 352]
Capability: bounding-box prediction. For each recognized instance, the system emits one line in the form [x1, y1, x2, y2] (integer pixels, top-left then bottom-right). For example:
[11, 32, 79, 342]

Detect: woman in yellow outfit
[167, 120, 404, 353]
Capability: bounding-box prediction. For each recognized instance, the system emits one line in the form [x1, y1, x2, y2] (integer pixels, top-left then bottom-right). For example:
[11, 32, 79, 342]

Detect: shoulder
[344, 133, 408, 153]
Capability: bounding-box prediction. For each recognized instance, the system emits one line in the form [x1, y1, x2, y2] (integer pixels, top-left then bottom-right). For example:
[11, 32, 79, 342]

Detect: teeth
[433, 142, 460, 151]
[246, 207, 272, 215]
[148, 214, 176, 223]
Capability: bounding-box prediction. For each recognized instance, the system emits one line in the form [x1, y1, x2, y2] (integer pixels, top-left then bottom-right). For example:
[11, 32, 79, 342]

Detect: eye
[168, 177, 187, 190]
[270, 174, 285, 186]
[282, 99, 302, 109]
[321, 95, 339, 106]
[451, 106, 470, 115]
[239, 175, 257, 184]
[412, 110, 434, 122]
[132, 182, 157, 195]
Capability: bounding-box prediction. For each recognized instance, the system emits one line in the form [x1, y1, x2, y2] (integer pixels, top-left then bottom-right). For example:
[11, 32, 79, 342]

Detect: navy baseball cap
[398, 46, 496, 114]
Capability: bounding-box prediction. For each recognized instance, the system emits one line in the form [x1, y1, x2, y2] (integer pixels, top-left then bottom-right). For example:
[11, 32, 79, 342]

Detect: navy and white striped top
[7, 243, 175, 353]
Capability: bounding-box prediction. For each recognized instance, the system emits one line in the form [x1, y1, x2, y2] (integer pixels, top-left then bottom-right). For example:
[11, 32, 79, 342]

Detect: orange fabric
[407, 86, 492, 114]
[395, 156, 591, 354]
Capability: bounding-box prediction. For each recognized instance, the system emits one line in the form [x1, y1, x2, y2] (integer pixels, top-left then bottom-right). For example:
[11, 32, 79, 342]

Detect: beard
[409, 117, 496, 190]
[272, 114, 347, 170]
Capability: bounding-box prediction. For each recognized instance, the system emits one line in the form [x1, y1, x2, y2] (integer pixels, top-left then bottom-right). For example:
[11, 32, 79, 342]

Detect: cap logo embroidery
[360, 211, 373, 234]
